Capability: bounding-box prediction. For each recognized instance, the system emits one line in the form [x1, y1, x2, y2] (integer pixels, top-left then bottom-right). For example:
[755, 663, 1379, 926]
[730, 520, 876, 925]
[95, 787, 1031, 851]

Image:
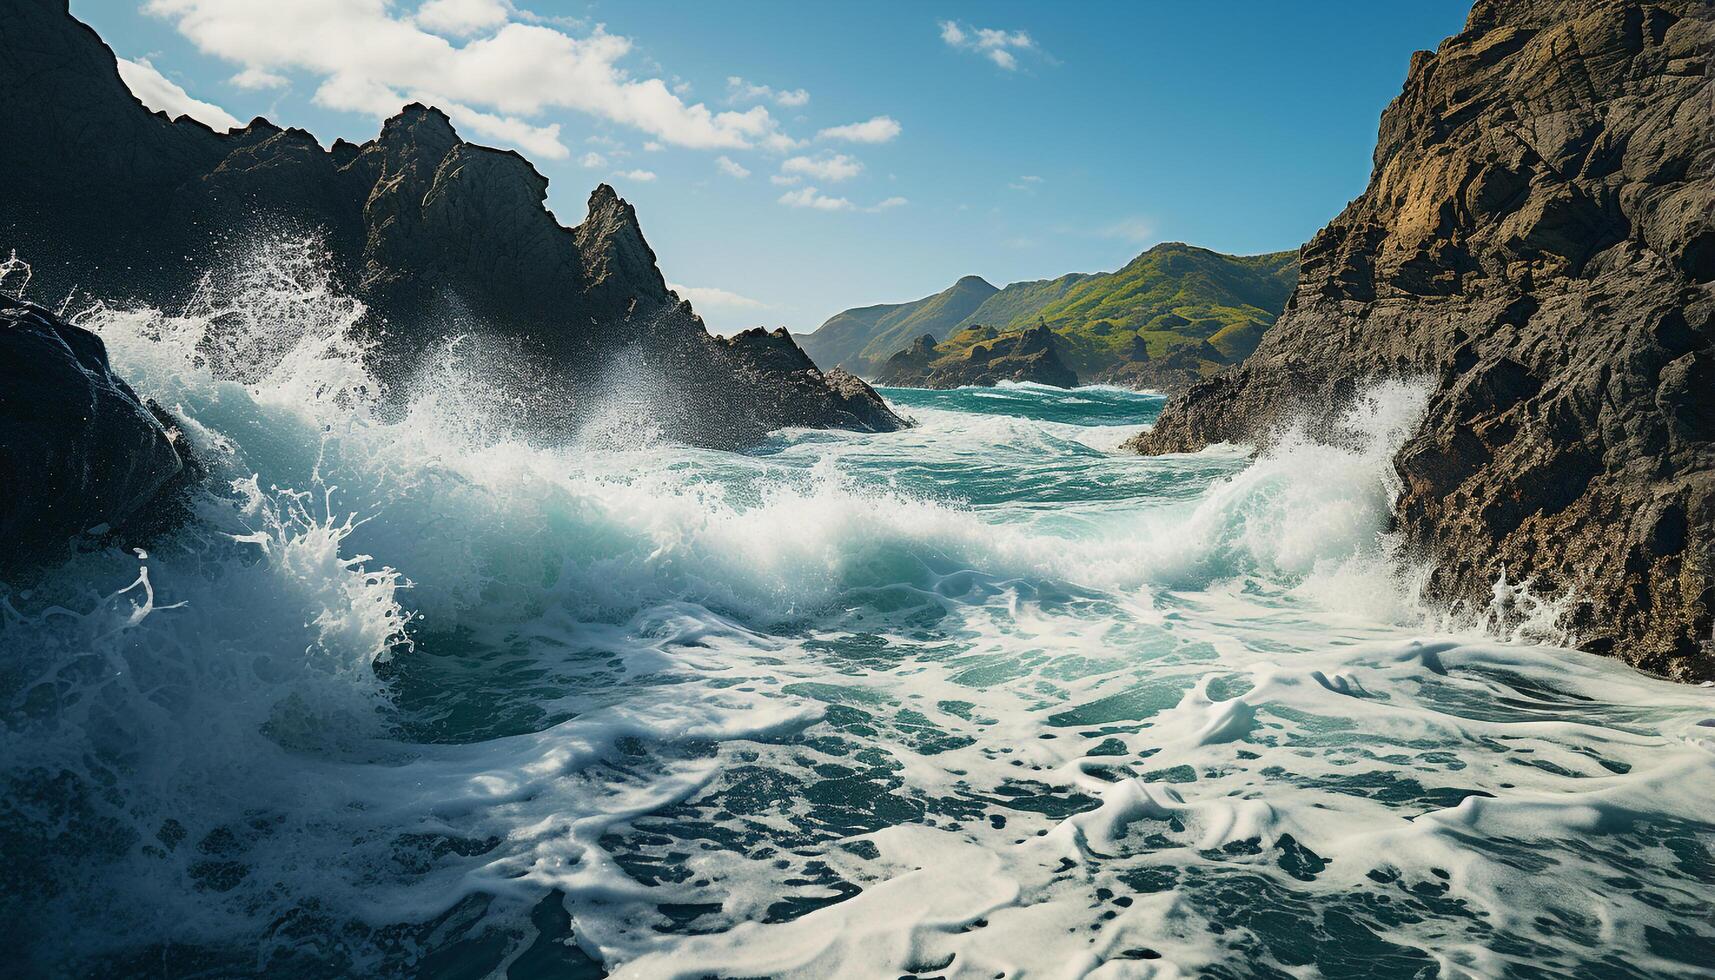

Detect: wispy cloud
[1008, 174, 1043, 191]
[867, 196, 908, 212]
[779, 186, 854, 211]
[1097, 217, 1155, 243]
[727, 75, 809, 108]
[715, 155, 751, 179]
[818, 115, 901, 144]
[770, 174, 801, 186]
[115, 56, 242, 130]
[939, 20, 1039, 71]
[615, 168, 657, 182]
[229, 66, 287, 90]
[579, 151, 608, 168]
[669, 282, 768, 310]
[781, 152, 862, 182]
[415, 0, 508, 37]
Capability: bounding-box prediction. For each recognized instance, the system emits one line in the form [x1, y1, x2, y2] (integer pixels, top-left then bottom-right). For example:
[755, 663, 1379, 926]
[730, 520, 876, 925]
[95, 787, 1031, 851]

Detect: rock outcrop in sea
[874, 325, 1080, 389]
[0, 0, 904, 452]
[0, 299, 196, 570]
[1129, 0, 1714, 679]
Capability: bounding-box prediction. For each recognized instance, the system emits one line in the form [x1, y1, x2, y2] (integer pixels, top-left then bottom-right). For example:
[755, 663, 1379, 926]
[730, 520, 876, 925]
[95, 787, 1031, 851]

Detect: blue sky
[79, 1, 1471, 334]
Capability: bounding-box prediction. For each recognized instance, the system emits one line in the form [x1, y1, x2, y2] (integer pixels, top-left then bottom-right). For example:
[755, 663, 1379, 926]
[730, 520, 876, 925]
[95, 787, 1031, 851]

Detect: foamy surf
[2, 242, 1711, 977]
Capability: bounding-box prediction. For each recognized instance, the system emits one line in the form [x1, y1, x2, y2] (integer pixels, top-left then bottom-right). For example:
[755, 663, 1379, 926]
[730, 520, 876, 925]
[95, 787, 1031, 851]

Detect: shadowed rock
[0, 1, 904, 450]
[0, 298, 196, 569]
[1128, 0, 1715, 679]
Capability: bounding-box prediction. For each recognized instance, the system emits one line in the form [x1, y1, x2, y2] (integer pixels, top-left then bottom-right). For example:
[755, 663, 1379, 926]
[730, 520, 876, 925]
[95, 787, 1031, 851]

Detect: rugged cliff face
[1130, 0, 1714, 678]
[0, 0, 903, 450]
[874, 325, 1080, 389]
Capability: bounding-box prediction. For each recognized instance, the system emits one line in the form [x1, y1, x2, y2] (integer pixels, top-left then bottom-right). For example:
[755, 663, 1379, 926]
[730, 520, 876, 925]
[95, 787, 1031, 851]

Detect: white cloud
[781, 152, 862, 182]
[616, 168, 657, 181]
[817, 115, 900, 144]
[939, 20, 1037, 71]
[727, 75, 809, 108]
[642, 140, 663, 152]
[778, 186, 852, 211]
[715, 155, 750, 179]
[1008, 174, 1043, 191]
[143, 0, 798, 159]
[668, 282, 767, 311]
[770, 174, 801, 186]
[579, 151, 608, 168]
[444, 102, 566, 159]
[415, 0, 508, 37]
[229, 66, 288, 90]
[1098, 217, 1155, 243]
[867, 196, 908, 212]
[115, 56, 242, 131]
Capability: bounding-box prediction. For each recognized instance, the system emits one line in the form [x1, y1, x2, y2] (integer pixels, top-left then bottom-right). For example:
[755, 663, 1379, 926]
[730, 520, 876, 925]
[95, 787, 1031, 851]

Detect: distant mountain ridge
[801, 243, 1298, 388]
[798, 275, 999, 378]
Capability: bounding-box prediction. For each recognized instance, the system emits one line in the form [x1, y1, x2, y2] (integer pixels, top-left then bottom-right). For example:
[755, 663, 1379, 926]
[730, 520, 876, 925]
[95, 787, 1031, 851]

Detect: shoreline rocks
[1128, 0, 1714, 679]
[0, 299, 197, 571]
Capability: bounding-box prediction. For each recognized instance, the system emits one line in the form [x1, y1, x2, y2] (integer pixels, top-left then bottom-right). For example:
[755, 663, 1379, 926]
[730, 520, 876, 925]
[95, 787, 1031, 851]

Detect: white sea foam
[3, 241, 1711, 976]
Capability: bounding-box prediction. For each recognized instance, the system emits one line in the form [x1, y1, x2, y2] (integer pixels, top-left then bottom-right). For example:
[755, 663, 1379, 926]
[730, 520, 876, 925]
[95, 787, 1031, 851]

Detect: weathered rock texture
[0, 298, 195, 569]
[0, 0, 903, 450]
[874, 325, 1080, 389]
[1130, 0, 1715, 679]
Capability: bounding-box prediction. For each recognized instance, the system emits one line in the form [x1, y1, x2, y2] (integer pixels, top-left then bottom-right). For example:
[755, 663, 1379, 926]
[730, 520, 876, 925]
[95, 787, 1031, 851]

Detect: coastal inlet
[3, 265, 1712, 976]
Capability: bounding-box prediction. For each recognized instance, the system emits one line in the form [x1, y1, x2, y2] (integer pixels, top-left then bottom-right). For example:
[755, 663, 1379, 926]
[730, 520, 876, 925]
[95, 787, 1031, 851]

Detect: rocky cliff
[0, 0, 903, 450]
[874, 324, 1079, 389]
[1130, 0, 1714, 678]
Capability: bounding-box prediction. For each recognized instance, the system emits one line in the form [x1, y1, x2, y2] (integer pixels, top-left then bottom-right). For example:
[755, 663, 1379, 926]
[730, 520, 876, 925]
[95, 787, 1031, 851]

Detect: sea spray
[3, 243, 1712, 975]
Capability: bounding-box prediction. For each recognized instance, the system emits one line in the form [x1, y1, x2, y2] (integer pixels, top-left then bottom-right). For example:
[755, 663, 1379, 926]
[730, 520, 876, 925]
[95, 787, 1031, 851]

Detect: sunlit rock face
[1131, 0, 1715, 679]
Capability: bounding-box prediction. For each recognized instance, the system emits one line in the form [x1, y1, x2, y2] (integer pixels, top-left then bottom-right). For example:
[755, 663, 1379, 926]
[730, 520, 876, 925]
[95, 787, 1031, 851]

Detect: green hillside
[797, 275, 998, 375]
[953, 272, 1092, 333]
[801, 244, 1298, 387]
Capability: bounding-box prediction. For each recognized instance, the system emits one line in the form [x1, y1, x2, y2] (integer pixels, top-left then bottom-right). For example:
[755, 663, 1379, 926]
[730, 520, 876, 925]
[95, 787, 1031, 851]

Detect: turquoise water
[3, 248, 1714, 978]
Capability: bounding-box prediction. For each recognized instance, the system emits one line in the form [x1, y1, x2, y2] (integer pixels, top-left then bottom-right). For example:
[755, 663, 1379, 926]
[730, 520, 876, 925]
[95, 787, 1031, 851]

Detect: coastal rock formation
[0, 1, 903, 449]
[875, 325, 1079, 389]
[1130, 0, 1715, 678]
[720, 327, 906, 432]
[0, 299, 195, 569]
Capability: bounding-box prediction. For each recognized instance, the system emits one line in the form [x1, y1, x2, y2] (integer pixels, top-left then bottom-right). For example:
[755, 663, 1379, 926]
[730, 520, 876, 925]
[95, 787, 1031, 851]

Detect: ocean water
[3, 244, 1714, 978]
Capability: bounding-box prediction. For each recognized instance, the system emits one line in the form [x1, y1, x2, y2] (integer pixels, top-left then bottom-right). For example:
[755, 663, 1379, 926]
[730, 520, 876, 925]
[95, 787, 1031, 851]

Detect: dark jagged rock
[1129, 0, 1715, 679]
[875, 324, 1080, 389]
[715, 327, 905, 437]
[0, 298, 195, 570]
[0, 1, 904, 449]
